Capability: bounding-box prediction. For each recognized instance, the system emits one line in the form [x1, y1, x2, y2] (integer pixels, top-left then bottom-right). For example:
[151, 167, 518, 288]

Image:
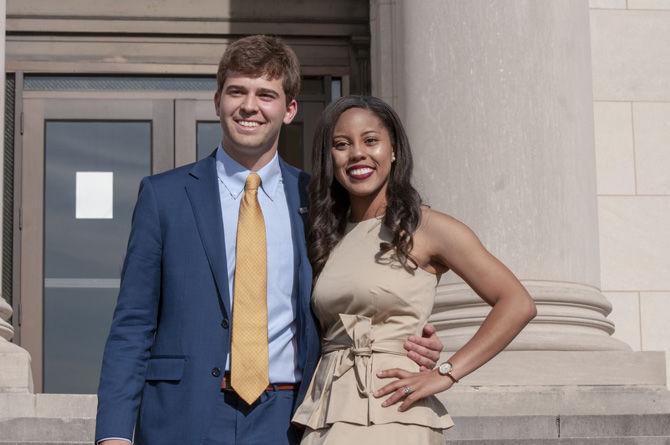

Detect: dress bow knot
[331, 314, 375, 397]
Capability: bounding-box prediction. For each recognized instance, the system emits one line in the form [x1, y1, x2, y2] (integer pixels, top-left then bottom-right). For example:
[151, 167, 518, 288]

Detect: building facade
[0, 0, 669, 442]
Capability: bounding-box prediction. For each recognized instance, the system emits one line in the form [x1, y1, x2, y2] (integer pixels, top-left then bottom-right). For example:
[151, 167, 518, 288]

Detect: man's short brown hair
[216, 35, 301, 103]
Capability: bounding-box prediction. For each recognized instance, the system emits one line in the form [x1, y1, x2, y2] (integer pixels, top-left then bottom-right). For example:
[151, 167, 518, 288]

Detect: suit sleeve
[95, 176, 162, 442]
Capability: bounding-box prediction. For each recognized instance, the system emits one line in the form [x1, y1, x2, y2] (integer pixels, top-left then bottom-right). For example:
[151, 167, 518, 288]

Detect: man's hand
[405, 323, 443, 371]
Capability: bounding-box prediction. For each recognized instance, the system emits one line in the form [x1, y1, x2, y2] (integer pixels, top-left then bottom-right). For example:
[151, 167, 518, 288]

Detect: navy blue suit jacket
[95, 153, 320, 444]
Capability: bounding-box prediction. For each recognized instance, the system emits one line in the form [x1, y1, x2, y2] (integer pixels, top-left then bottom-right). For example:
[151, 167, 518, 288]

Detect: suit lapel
[185, 153, 232, 318]
[280, 160, 307, 267]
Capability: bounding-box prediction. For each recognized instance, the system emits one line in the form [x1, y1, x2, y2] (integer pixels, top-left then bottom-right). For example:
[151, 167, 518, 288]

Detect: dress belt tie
[320, 314, 406, 397]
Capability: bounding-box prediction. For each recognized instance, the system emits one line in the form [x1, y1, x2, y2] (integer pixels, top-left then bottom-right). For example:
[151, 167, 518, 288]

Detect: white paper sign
[76, 172, 113, 219]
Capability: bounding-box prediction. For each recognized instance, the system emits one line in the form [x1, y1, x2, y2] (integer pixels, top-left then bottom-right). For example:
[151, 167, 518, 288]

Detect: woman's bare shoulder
[418, 206, 475, 240]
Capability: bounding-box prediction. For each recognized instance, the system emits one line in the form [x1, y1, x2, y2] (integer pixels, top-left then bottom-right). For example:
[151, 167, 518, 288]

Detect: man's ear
[283, 98, 298, 125]
[214, 91, 221, 117]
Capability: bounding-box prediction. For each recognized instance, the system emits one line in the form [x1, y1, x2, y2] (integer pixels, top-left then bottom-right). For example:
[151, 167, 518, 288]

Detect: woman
[292, 96, 536, 443]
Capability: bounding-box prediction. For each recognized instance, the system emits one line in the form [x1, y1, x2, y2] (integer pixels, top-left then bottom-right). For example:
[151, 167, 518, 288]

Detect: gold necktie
[230, 172, 269, 404]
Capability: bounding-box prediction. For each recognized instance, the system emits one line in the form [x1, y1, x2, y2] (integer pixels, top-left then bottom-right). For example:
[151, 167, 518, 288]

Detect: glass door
[21, 98, 173, 393]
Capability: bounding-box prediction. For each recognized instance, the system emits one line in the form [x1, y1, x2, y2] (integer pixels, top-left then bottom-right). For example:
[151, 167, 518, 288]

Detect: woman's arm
[375, 210, 536, 411]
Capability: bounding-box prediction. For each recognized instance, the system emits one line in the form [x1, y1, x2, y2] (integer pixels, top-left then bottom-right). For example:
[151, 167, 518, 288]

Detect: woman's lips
[347, 166, 374, 180]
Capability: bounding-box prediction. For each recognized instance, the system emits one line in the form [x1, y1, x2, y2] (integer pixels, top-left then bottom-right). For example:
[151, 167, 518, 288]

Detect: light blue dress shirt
[216, 146, 300, 384]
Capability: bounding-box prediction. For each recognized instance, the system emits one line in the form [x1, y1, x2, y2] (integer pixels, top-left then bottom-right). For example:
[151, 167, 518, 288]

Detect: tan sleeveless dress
[292, 218, 454, 444]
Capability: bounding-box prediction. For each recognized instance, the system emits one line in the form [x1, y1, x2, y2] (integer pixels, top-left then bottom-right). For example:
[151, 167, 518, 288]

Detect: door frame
[175, 95, 217, 166]
[19, 95, 175, 392]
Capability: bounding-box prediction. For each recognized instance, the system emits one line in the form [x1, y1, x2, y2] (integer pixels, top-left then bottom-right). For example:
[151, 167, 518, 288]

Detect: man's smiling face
[214, 72, 297, 169]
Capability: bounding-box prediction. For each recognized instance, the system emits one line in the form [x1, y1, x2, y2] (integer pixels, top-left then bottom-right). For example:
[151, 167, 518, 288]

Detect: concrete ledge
[440, 385, 670, 416]
[440, 351, 667, 386]
[442, 414, 670, 441]
[0, 394, 97, 419]
[0, 443, 90, 445]
[444, 414, 670, 440]
[1, 413, 668, 443]
[562, 414, 670, 437]
[0, 418, 94, 442]
[442, 438, 670, 444]
[0, 342, 33, 393]
[0, 394, 35, 418]
[34, 394, 97, 418]
[5, 386, 667, 420]
[4, 386, 668, 420]
[445, 415, 557, 440]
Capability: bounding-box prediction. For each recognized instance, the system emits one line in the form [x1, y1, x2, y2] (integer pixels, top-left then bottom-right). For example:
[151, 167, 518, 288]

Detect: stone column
[0, 0, 33, 393]
[0, 0, 9, 342]
[0, 298, 14, 341]
[1, 297, 34, 393]
[370, 0, 665, 386]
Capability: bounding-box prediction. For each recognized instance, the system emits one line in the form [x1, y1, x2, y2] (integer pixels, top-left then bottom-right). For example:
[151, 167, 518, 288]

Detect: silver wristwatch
[437, 361, 459, 383]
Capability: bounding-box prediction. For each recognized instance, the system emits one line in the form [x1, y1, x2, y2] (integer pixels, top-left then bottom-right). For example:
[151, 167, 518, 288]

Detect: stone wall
[589, 1, 670, 385]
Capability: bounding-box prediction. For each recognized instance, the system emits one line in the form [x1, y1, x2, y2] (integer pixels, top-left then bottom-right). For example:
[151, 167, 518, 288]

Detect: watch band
[445, 371, 459, 384]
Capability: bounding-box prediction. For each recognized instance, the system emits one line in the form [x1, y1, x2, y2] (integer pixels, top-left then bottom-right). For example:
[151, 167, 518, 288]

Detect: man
[96, 35, 442, 445]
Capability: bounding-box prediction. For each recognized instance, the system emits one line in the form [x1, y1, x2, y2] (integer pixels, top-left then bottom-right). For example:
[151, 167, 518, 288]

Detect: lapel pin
[299, 207, 308, 214]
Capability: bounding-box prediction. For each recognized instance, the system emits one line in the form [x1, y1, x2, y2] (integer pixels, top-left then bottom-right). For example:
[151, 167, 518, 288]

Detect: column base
[433, 280, 632, 351]
[0, 340, 34, 393]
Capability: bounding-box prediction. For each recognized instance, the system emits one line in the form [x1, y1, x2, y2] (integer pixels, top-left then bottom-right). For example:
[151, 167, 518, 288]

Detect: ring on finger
[402, 385, 414, 395]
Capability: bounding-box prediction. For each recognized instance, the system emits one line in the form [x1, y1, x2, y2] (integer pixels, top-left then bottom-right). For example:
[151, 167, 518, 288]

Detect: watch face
[439, 362, 452, 375]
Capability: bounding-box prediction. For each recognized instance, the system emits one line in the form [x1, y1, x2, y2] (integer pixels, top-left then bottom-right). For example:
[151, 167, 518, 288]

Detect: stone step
[1, 438, 669, 445]
[0, 440, 669, 445]
[0, 443, 89, 445]
[445, 414, 670, 440]
[560, 414, 670, 438]
[5, 386, 669, 419]
[444, 439, 670, 444]
[440, 385, 670, 417]
[0, 413, 668, 442]
[0, 417, 94, 442]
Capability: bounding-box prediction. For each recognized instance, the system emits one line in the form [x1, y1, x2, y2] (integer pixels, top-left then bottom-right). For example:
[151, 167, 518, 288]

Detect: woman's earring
[392, 153, 397, 163]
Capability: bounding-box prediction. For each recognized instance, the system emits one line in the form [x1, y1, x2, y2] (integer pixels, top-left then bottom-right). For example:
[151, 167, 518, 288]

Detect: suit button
[221, 318, 229, 329]
[211, 367, 221, 377]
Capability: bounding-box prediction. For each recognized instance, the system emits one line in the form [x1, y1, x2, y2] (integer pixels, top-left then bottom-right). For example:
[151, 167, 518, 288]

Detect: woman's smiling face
[330, 107, 395, 202]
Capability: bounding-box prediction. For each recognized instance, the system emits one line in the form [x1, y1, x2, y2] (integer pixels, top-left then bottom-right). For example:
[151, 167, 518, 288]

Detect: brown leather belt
[221, 373, 298, 392]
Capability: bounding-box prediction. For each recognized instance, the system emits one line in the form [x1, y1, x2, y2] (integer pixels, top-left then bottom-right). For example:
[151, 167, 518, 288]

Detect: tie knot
[245, 173, 261, 191]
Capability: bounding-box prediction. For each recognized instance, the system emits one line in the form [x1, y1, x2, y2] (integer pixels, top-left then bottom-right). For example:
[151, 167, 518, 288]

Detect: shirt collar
[215, 145, 282, 201]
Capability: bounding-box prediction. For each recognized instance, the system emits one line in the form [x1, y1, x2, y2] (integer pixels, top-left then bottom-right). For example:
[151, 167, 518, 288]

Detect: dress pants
[202, 388, 300, 445]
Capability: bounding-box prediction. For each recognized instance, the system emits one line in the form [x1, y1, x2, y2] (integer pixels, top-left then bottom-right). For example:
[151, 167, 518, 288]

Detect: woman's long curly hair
[309, 95, 423, 279]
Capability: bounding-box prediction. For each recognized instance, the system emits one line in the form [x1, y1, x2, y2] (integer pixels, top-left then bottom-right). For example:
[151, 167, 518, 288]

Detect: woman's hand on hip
[373, 368, 453, 412]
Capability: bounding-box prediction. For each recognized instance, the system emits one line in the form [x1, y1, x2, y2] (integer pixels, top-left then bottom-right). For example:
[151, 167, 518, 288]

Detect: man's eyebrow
[225, 84, 246, 91]
[257, 88, 280, 97]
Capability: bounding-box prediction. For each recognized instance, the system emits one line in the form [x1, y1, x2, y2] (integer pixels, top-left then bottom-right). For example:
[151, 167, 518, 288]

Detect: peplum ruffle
[292, 314, 454, 430]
